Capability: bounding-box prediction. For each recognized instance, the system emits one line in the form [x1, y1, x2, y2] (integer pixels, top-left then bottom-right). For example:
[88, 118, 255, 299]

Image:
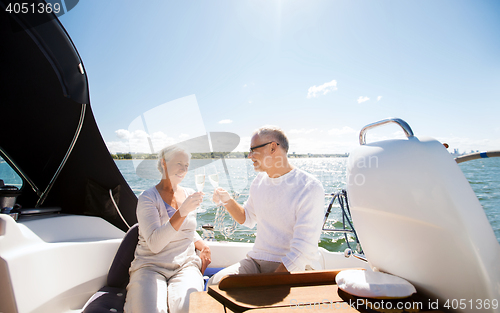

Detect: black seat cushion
[107, 223, 139, 289]
[82, 224, 138, 313]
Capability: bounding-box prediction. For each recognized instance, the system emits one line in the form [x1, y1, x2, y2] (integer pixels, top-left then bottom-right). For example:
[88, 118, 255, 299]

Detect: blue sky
[59, 0, 500, 154]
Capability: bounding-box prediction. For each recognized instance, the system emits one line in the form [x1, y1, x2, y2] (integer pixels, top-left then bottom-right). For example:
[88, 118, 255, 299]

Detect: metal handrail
[36, 103, 87, 207]
[322, 229, 354, 233]
[359, 118, 414, 145]
[322, 190, 363, 254]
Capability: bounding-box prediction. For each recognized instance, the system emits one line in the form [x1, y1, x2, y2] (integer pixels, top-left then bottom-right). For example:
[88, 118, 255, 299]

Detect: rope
[214, 192, 239, 238]
[213, 156, 240, 238]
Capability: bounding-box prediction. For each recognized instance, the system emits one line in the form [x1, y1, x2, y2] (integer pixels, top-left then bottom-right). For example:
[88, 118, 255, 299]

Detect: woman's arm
[137, 192, 179, 253]
[137, 190, 204, 253]
[167, 191, 205, 230]
[167, 209, 187, 231]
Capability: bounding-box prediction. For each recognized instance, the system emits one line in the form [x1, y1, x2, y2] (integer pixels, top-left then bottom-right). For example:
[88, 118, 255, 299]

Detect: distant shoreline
[112, 153, 349, 160]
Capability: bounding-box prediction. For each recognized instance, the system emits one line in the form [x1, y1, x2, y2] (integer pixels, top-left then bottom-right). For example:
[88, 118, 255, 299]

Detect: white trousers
[124, 263, 203, 313]
[206, 256, 281, 286]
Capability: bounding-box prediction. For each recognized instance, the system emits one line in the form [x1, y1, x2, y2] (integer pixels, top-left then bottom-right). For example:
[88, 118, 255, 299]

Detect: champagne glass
[195, 167, 205, 192]
[207, 165, 221, 204]
[194, 167, 206, 213]
[207, 165, 219, 189]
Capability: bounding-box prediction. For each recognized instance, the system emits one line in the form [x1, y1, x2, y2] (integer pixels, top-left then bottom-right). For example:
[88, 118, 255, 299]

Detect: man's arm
[214, 188, 246, 224]
[223, 198, 246, 224]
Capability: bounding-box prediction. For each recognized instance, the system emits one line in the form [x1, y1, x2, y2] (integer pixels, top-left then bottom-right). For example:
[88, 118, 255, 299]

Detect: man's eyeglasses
[249, 141, 279, 153]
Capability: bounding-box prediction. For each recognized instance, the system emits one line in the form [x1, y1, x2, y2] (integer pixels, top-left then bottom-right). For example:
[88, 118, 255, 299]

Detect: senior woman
[124, 146, 211, 313]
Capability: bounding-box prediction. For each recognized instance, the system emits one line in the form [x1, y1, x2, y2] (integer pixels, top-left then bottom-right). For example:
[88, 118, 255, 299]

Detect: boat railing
[132, 190, 336, 197]
[455, 150, 500, 163]
[322, 189, 364, 256]
[359, 117, 414, 145]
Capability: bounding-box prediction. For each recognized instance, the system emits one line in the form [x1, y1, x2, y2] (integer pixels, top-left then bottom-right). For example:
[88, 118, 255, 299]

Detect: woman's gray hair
[157, 146, 191, 174]
[253, 125, 289, 153]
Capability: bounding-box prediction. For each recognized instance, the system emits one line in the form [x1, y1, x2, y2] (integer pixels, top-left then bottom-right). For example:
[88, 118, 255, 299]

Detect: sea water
[1, 157, 498, 250]
[458, 157, 500, 242]
[115, 157, 500, 251]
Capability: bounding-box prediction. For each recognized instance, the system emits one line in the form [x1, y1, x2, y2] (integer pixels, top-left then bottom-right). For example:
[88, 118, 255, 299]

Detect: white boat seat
[347, 136, 500, 311]
[81, 223, 225, 312]
[82, 223, 139, 313]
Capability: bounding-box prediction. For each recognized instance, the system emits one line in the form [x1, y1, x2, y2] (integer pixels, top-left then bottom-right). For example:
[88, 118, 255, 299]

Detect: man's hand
[213, 188, 232, 204]
[212, 188, 247, 224]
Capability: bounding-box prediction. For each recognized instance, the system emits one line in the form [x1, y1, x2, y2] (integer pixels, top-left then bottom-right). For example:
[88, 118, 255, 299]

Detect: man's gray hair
[254, 125, 289, 153]
[157, 146, 191, 174]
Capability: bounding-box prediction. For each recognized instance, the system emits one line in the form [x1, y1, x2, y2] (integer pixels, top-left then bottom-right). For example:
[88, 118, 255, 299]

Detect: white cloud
[213, 128, 363, 154]
[105, 141, 131, 154]
[287, 136, 357, 154]
[115, 129, 149, 140]
[235, 136, 251, 152]
[150, 131, 169, 140]
[219, 119, 233, 124]
[357, 96, 370, 103]
[243, 84, 247, 87]
[377, 96, 382, 101]
[107, 129, 178, 153]
[115, 129, 131, 139]
[289, 128, 318, 134]
[285, 126, 359, 154]
[328, 126, 356, 136]
[307, 79, 337, 98]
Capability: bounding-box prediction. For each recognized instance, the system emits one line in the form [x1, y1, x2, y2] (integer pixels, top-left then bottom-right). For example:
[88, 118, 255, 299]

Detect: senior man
[207, 125, 324, 285]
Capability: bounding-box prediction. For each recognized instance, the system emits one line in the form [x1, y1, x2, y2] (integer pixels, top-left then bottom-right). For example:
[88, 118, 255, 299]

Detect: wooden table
[189, 269, 447, 313]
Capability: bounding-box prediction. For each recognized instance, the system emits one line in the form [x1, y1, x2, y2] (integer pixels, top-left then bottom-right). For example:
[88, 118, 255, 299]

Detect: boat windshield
[0, 156, 23, 190]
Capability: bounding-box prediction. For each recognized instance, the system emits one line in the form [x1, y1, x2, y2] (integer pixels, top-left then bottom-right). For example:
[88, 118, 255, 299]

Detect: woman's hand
[213, 188, 231, 204]
[178, 191, 204, 217]
[198, 246, 211, 274]
[195, 240, 211, 274]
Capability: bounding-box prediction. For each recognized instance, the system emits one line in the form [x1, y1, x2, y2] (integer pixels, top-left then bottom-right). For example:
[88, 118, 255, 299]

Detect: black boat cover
[0, 0, 138, 230]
